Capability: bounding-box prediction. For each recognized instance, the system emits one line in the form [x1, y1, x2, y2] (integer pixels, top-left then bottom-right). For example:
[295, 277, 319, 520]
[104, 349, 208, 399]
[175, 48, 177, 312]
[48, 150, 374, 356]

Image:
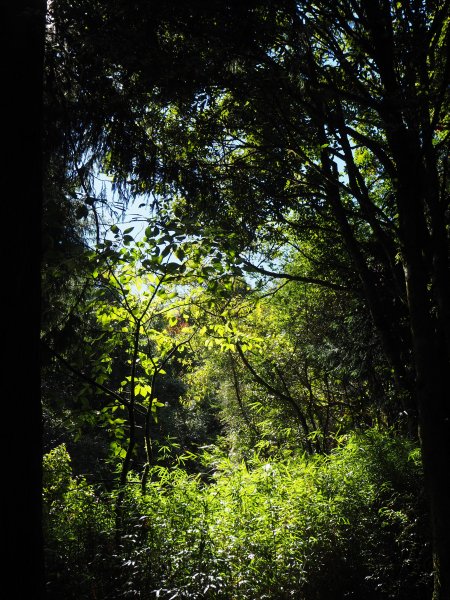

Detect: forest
[16, 0, 450, 598]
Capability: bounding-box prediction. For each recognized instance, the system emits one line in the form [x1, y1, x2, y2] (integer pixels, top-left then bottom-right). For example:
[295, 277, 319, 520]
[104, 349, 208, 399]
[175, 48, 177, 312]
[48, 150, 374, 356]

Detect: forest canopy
[41, 1, 450, 599]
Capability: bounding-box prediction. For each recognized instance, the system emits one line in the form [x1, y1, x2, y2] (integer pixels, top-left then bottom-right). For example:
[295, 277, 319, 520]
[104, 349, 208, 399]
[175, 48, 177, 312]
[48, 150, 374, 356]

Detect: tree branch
[43, 341, 131, 409]
[241, 260, 351, 292]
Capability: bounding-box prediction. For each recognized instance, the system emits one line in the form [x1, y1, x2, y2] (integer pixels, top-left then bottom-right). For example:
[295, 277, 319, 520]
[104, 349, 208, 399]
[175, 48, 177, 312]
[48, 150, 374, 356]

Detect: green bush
[43, 445, 117, 599]
[43, 429, 431, 599]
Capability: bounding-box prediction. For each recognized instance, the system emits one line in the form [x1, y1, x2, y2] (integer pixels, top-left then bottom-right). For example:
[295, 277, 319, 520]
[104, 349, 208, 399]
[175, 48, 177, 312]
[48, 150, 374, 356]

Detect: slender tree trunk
[115, 324, 139, 541]
[141, 369, 157, 494]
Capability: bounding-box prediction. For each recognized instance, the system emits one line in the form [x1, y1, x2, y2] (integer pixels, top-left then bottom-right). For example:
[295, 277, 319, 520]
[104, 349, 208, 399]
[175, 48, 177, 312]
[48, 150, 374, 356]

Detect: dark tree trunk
[395, 140, 450, 600]
[403, 241, 450, 600]
[3, 1, 46, 598]
[418, 376, 450, 600]
[362, 4, 450, 589]
[406, 266, 450, 600]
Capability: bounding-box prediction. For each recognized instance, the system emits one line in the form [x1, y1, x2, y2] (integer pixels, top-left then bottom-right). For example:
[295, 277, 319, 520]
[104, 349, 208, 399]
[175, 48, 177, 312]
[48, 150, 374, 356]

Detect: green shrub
[43, 445, 116, 599]
[43, 429, 431, 599]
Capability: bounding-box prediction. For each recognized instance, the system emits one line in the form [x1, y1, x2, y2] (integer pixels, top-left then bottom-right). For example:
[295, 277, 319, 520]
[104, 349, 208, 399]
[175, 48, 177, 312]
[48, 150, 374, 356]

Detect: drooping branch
[241, 260, 351, 292]
[235, 342, 313, 452]
[228, 351, 261, 439]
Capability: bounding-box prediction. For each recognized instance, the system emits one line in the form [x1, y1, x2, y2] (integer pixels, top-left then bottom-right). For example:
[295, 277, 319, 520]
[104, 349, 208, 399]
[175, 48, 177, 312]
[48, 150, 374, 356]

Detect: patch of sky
[91, 168, 156, 244]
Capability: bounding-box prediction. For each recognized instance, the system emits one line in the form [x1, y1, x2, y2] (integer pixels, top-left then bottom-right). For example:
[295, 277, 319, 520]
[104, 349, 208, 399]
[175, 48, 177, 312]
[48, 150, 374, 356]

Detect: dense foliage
[42, 1, 450, 598]
[44, 430, 430, 600]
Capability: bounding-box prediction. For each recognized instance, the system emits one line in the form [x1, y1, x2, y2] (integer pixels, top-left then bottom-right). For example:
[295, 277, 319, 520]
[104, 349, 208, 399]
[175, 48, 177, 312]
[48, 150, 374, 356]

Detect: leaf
[76, 205, 89, 219]
[161, 245, 173, 258]
[165, 262, 179, 274]
[175, 247, 185, 261]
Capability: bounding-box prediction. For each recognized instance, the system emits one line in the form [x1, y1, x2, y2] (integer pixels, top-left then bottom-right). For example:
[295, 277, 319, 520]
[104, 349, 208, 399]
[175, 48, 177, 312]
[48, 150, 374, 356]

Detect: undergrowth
[43, 428, 431, 599]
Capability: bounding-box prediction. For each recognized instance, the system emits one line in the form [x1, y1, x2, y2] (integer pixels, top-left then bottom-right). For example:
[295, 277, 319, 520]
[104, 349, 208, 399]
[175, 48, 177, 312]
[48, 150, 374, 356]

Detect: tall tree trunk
[3, 1, 46, 598]
[396, 144, 450, 600]
[403, 248, 450, 599]
[405, 263, 450, 600]
[418, 382, 450, 600]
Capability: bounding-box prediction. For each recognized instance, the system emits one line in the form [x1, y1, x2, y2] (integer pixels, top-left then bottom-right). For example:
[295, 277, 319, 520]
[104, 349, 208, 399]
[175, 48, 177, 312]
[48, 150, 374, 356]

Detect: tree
[184, 263, 399, 462]
[145, 5, 450, 595]
[46, 1, 450, 597]
[3, 2, 46, 598]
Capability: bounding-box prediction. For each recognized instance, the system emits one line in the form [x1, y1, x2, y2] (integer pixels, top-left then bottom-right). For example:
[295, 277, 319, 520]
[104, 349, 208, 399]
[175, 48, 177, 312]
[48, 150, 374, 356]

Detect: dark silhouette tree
[4, 1, 46, 597]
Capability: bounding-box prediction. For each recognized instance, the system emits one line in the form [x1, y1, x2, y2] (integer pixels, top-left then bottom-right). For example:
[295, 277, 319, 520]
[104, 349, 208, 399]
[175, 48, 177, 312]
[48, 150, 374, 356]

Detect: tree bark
[399, 174, 450, 600]
[403, 249, 450, 600]
[386, 116, 450, 598]
[3, 1, 46, 598]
